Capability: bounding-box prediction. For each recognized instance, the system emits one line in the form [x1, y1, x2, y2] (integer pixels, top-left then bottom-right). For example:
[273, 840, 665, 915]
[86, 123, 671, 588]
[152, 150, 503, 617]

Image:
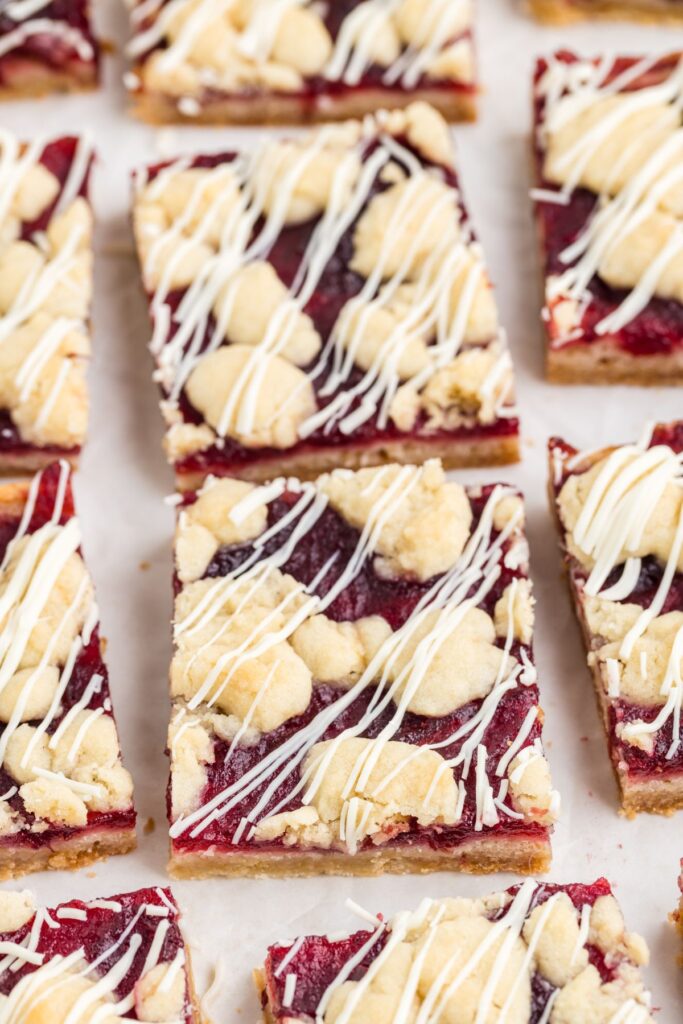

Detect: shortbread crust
[533, 52, 683, 385]
[530, 0, 683, 22]
[0, 131, 95, 472]
[166, 460, 557, 878]
[549, 423, 683, 816]
[0, 886, 200, 1023]
[0, 461, 136, 879]
[126, 0, 478, 125]
[133, 103, 519, 488]
[257, 878, 653, 1023]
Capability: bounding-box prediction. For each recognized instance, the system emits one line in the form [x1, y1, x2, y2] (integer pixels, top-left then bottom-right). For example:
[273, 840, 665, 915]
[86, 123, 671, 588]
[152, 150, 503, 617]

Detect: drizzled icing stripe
[536, 54, 683, 338]
[169, 473, 547, 845]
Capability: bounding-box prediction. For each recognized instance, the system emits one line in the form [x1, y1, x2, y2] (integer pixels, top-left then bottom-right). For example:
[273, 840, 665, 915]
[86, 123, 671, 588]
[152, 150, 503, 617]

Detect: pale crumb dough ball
[351, 175, 459, 280]
[134, 962, 187, 1022]
[4, 724, 51, 784]
[11, 162, 60, 223]
[523, 894, 587, 988]
[0, 241, 45, 313]
[47, 197, 93, 253]
[291, 614, 391, 684]
[253, 138, 361, 226]
[212, 261, 321, 365]
[325, 943, 417, 1024]
[50, 711, 121, 773]
[0, 666, 60, 724]
[0, 890, 35, 932]
[20, 776, 88, 828]
[271, 6, 333, 75]
[185, 344, 317, 449]
[395, 0, 473, 48]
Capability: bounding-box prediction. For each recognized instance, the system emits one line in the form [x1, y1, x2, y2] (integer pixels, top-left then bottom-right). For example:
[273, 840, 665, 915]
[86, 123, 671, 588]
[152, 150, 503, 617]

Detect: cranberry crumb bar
[529, 0, 683, 22]
[0, 1, 99, 99]
[125, 0, 477, 126]
[133, 104, 519, 489]
[0, 460, 136, 879]
[166, 459, 557, 879]
[549, 422, 683, 816]
[0, 886, 200, 1022]
[533, 51, 683, 385]
[0, 130, 94, 474]
[256, 877, 653, 1023]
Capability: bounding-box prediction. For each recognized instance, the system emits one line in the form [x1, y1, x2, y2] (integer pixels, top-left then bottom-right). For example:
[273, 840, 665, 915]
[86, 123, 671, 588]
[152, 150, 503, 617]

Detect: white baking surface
[1, 0, 682, 1019]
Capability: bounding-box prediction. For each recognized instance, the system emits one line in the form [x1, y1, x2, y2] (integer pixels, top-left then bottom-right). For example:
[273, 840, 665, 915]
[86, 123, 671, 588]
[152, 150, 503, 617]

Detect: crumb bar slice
[0, 130, 94, 473]
[125, 0, 477, 125]
[530, 0, 683, 23]
[0, 885, 200, 1022]
[166, 459, 557, 878]
[133, 103, 519, 489]
[0, 1, 99, 99]
[256, 878, 653, 1023]
[0, 461, 136, 879]
[549, 421, 683, 815]
[533, 51, 683, 384]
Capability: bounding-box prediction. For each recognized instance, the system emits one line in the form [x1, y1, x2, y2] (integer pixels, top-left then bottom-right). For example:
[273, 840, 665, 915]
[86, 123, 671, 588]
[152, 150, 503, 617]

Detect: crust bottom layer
[175, 433, 521, 489]
[0, 826, 137, 881]
[168, 835, 552, 880]
[529, 0, 683, 22]
[546, 339, 683, 386]
[0, 69, 97, 101]
[130, 84, 477, 126]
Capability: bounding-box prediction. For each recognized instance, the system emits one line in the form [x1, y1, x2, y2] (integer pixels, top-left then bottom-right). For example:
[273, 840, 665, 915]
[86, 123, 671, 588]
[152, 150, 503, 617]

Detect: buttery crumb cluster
[167, 459, 557, 875]
[126, 0, 475, 116]
[258, 879, 652, 1023]
[0, 131, 93, 463]
[133, 103, 516, 484]
[551, 425, 683, 815]
[0, 887, 194, 1023]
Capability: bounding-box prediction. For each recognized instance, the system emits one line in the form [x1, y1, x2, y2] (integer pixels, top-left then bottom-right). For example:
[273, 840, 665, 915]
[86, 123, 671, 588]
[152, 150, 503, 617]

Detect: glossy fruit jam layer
[534, 51, 683, 358]
[0, 0, 98, 84]
[144, 142, 516, 479]
[171, 484, 548, 858]
[0, 136, 92, 458]
[0, 463, 135, 850]
[0, 887, 193, 1022]
[131, 0, 475, 97]
[551, 430, 683, 778]
[263, 879, 616, 1023]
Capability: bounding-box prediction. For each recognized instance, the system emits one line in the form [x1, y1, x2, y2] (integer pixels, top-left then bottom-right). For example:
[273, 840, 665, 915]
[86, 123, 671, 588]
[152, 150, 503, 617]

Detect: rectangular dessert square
[255, 877, 653, 1023]
[0, 1, 99, 98]
[532, 51, 683, 384]
[0, 131, 94, 474]
[125, 0, 477, 125]
[133, 103, 519, 490]
[166, 459, 557, 878]
[549, 421, 683, 816]
[529, 0, 683, 22]
[0, 885, 200, 1022]
[0, 460, 136, 879]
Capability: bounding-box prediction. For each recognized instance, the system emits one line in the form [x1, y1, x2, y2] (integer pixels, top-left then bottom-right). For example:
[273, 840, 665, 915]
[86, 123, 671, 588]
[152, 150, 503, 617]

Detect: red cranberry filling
[263, 880, 616, 1023]
[0, 464, 135, 849]
[171, 484, 546, 857]
[0, 888, 191, 1022]
[144, 143, 516, 478]
[0, 1, 98, 83]
[534, 52, 683, 357]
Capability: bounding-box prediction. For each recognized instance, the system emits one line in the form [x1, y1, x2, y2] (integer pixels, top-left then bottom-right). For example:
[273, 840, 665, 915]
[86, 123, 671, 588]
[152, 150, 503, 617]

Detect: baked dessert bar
[133, 104, 519, 490]
[167, 459, 558, 878]
[0, 460, 136, 879]
[256, 877, 653, 1023]
[533, 51, 683, 384]
[0, 130, 94, 474]
[0, 885, 200, 1022]
[0, 1, 99, 99]
[125, 0, 477, 126]
[549, 422, 683, 816]
[530, 0, 683, 23]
